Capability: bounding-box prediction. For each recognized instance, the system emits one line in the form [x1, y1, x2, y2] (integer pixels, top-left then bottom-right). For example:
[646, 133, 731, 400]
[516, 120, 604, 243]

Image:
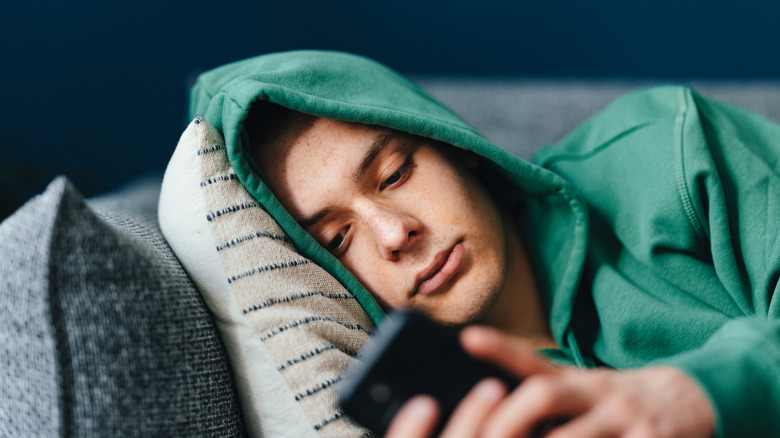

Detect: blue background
[2, 0, 779, 217]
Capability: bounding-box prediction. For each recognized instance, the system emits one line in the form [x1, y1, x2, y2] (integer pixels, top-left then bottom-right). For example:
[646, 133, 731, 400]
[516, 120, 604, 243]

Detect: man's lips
[413, 241, 465, 296]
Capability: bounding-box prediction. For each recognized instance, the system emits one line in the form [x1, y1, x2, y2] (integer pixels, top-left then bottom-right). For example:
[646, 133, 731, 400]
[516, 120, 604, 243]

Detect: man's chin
[403, 278, 504, 326]
[417, 301, 494, 327]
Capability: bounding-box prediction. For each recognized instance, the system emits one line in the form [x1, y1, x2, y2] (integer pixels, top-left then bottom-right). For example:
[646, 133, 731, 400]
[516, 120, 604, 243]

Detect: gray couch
[2, 80, 779, 437]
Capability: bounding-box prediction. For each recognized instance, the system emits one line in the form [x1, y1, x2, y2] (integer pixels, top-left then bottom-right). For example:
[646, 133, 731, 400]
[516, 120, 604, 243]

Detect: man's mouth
[413, 241, 465, 296]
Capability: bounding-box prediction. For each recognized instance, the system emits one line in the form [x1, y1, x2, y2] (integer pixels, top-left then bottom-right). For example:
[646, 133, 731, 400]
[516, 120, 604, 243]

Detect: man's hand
[386, 326, 716, 438]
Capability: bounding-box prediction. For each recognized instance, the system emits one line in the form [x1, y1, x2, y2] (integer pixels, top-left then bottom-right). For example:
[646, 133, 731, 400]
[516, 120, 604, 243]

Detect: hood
[189, 50, 590, 362]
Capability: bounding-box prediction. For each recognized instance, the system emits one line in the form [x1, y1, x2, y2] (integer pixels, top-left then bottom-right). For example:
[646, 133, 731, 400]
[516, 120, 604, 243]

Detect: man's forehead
[253, 117, 400, 221]
[262, 117, 391, 159]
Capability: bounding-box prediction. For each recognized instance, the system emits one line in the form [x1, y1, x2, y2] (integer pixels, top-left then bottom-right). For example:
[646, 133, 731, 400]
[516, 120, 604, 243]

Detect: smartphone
[338, 310, 520, 435]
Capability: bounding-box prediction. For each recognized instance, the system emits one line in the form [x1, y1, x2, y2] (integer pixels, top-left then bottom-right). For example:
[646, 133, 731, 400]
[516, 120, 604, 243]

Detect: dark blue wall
[2, 0, 779, 216]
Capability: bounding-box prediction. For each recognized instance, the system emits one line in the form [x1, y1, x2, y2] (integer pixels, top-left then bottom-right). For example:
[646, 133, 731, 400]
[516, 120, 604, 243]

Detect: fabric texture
[159, 117, 373, 437]
[0, 176, 247, 437]
[1, 179, 61, 437]
[189, 51, 780, 437]
[534, 86, 780, 437]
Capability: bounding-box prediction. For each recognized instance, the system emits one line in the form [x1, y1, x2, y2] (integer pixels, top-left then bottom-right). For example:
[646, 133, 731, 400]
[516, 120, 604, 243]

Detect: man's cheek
[342, 255, 394, 305]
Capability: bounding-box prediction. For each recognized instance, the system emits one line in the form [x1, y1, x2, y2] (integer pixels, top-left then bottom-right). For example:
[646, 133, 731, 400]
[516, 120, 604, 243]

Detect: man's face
[254, 117, 511, 324]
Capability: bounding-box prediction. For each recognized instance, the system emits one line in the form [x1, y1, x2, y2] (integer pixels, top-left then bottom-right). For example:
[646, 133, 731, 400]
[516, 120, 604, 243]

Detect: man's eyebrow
[298, 207, 333, 229]
[298, 131, 396, 230]
[352, 131, 396, 183]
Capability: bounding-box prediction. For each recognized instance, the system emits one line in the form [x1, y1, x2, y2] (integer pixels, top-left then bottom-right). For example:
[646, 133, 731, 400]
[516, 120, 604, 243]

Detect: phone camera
[369, 382, 391, 404]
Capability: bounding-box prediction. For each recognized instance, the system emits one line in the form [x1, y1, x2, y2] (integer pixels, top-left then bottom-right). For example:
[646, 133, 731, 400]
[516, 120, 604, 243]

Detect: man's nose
[365, 206, 421, 260]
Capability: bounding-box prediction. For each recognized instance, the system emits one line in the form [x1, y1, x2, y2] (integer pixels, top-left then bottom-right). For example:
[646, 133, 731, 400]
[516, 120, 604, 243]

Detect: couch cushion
[0, 176, 247, 437]
[159, 117, 373, 437]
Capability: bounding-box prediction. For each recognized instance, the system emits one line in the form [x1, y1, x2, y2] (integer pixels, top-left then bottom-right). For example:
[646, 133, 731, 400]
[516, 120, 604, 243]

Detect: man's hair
[245, 100, 315, 152]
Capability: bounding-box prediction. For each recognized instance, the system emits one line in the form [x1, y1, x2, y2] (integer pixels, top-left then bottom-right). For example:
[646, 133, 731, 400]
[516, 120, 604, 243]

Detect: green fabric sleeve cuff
[660, 318, 780, 438]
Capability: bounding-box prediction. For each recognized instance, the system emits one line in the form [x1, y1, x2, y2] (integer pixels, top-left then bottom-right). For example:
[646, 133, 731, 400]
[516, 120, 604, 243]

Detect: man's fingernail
[404, 395, 438, 418]
[473, 378, 506, 401]
[461, 325, 493, 346]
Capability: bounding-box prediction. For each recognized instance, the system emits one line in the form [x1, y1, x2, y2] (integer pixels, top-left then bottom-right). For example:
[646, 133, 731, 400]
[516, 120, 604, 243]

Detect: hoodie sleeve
[660, 89, 780, 438]
[663, 317, 780, 437]
[537, 86, 780, 438]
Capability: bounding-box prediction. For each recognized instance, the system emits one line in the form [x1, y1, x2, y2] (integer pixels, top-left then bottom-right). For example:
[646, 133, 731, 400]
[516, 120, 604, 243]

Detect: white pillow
[159, 118, 374, 437]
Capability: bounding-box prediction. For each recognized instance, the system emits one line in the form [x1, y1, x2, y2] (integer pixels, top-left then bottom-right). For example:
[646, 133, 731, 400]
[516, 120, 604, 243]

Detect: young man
[190, 50, 780, 437]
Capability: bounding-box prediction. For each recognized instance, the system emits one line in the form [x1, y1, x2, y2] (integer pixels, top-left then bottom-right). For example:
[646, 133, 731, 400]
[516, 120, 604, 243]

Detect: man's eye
[380, 159, 413, 191]
[325, 228, 348, 254]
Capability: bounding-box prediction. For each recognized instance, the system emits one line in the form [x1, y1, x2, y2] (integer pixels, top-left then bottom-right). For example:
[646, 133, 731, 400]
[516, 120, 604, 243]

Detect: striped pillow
[159, 117, 374, 437]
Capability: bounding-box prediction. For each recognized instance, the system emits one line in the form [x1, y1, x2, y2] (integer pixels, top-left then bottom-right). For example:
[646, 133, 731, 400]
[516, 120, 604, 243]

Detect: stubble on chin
[423, 279, 505, 327]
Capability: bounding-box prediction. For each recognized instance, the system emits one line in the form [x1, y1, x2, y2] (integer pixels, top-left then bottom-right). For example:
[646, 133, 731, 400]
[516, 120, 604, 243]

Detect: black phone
[338, 310, 520, 435]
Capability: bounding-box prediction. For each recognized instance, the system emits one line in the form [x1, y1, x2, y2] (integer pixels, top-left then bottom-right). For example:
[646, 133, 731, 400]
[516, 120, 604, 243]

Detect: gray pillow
[0, 176, 247, 437]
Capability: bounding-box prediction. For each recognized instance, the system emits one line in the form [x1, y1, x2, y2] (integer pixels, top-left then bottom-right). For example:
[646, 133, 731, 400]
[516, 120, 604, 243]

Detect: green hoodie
[190, 50, 780, 437]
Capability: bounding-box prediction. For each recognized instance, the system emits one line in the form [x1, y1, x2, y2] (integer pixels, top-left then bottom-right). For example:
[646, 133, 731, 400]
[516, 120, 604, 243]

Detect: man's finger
[543, 402, 624, 438]
[385, 395, 440, 438]
[440, 378, 507, 438]
[481, 374, 594, 438]
[460, 326, 559, 377]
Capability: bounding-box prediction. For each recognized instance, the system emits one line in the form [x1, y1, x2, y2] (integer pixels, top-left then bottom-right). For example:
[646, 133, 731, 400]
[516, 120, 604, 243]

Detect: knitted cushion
[159, 117, 374, 437]
[0, 176, 246, 437]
